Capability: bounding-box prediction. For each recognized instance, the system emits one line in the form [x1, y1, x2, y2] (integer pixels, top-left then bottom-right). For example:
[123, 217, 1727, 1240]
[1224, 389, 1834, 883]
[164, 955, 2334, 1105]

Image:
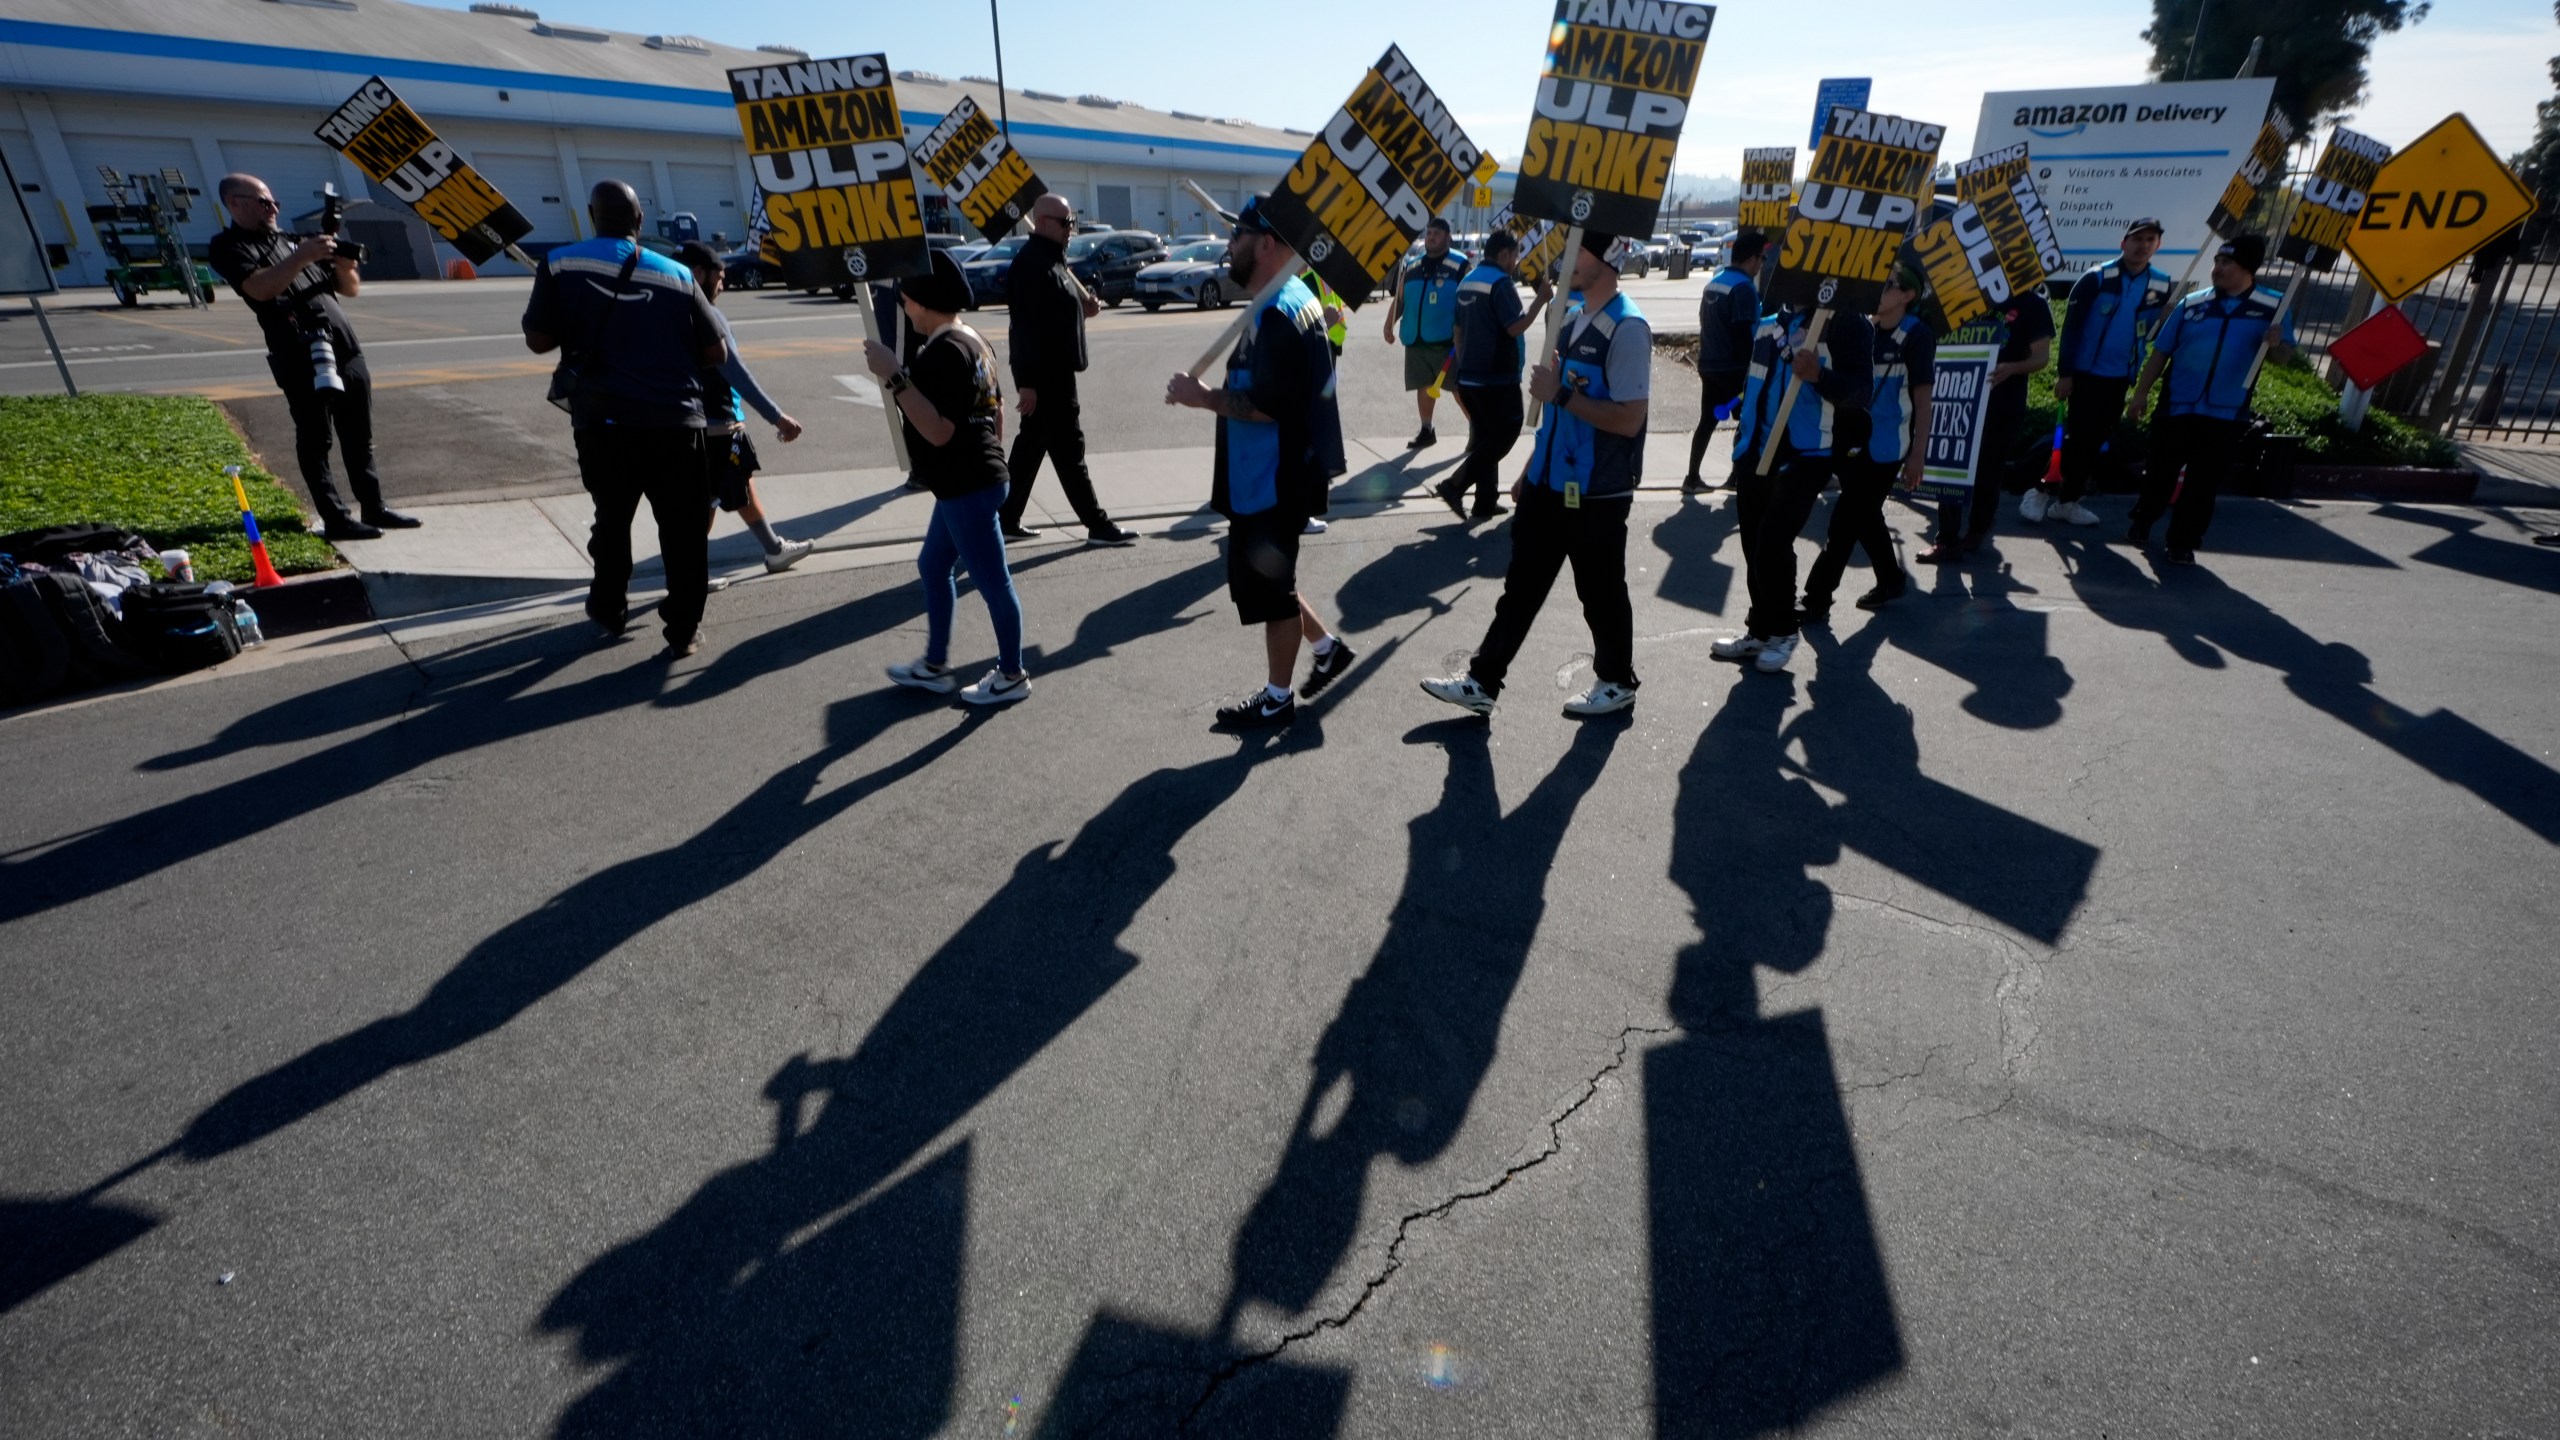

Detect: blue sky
[411, 0, 2556, 172]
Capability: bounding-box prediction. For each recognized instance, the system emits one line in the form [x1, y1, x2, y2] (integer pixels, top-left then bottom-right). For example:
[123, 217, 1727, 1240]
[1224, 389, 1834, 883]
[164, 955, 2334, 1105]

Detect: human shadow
[1649, 653, 2102, 1434]
[1026, 531, 1229, 679]
[169, 691, 985, 1168]
[0, 1194, 159, 1315]
[538, 734, 1290, 1437]
[2056, 536, 2560, 846]
[1036, 717, 1626, 1434]
[1650, 674, 1898, 1436]
[1329, 448, 1463, 510]
[1866, 570, 2075, 731]
[1330, 519, 1506, 638]
[1651, 493, 1741, 617]
[2368, 504, 2560, 598]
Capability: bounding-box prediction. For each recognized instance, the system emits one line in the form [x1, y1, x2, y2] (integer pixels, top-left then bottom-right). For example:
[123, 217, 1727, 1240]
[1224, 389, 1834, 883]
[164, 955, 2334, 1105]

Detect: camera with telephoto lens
[319, 183, 367, 264]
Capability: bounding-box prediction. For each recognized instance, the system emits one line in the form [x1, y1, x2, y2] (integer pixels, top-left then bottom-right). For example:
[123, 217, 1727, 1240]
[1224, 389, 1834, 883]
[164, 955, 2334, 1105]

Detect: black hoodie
[1004, 232, 1090, 389]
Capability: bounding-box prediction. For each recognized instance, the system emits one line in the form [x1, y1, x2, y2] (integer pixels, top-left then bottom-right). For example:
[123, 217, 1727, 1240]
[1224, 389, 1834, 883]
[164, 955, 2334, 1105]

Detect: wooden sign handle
[1542, 225, 1585, 359]
[852, 284, 910, 470]
[1753, 307, 1832, 476]
[1187, 265, 1299, 380]
[2240, 267, 2307, 394]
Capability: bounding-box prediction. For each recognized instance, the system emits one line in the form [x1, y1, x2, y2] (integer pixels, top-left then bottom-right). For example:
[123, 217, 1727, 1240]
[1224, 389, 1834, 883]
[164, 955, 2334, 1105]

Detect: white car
[1134, 240, 1240, 310]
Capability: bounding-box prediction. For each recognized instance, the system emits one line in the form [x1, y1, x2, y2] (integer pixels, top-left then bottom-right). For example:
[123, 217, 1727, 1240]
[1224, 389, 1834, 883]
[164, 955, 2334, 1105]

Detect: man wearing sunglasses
[208, 173, 420, 542]
[1002, 194, 1138, 547]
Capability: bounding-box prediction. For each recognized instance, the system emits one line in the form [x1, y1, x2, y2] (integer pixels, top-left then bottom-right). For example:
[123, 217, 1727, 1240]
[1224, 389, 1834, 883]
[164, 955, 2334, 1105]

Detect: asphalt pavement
[0, 277, 1712, 506]
[3, 489, 2556, 1436]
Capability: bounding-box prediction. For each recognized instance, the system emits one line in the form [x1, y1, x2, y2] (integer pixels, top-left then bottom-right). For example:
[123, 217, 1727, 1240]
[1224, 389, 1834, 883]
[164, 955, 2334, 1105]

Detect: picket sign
[2336, 291, 2389, 430]
[1186, 265, 1299, 380]
[1542, 225, 1586, 358]
[851, 289, 909, 469]
[1754, 308, 1833, 476]
[2240, 268, 2308, 394]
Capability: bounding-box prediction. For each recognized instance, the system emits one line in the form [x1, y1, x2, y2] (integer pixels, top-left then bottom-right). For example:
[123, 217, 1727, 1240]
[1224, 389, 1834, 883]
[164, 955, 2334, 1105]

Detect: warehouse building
[0, 0, 1384, 285]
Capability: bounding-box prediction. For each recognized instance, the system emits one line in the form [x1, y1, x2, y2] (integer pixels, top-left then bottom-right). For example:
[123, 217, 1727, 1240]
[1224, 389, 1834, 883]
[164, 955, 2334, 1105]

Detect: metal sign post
[0, 149, 76, 395]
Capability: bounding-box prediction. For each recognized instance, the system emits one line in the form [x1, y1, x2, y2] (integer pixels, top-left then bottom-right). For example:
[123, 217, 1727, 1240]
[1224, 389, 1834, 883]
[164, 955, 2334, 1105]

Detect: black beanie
[2218, 234, 2268, 274]
[900, 249, 973, 314]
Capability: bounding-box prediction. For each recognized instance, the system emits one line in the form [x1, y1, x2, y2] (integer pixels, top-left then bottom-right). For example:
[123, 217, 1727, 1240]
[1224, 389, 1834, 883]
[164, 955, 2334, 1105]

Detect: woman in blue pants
[863, 250, 1031, 705]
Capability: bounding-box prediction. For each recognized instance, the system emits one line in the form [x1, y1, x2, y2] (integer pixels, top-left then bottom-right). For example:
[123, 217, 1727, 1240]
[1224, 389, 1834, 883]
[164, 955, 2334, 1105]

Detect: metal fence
[2237, 137, 2560, 443]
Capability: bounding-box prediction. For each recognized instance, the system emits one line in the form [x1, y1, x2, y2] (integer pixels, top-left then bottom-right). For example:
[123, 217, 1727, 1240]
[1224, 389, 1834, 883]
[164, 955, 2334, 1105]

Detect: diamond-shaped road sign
[2347, 113, 2538, 302]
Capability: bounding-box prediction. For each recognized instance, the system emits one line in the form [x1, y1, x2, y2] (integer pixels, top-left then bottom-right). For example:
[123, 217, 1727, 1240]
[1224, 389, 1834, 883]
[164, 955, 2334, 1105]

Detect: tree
[2144, 0, 2429, 133]
[2513, 3, 2560, 250]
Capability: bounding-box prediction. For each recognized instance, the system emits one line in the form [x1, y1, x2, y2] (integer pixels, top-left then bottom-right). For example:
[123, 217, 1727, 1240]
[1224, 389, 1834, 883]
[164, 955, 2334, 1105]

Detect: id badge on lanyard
[1564, 481, 1581, 508]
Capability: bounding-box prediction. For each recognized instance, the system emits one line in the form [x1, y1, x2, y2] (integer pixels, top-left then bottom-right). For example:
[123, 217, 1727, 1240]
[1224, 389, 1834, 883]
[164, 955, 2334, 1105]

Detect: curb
[244, 568, 375, 637]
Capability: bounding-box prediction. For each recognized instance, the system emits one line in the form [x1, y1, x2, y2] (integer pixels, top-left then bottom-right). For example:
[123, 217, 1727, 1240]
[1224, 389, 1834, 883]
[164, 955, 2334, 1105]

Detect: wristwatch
[885, 370, 913, 397]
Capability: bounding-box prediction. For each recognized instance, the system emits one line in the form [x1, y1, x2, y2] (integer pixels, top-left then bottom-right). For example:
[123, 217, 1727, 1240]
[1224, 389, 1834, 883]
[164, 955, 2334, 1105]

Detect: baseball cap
[1233, 194, 1282, 237]
[2125, 216, 2165, 237]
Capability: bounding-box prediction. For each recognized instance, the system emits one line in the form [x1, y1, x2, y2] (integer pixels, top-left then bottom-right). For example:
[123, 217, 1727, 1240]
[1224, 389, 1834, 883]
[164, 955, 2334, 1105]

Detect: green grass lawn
[0, 394, 336, 583]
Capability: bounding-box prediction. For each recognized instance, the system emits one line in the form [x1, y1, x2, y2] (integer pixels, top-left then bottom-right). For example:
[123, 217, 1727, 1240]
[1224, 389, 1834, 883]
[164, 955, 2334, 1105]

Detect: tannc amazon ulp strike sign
[728, 53, 928, 288]
[316, 78, 531, 265]
[1265, 46, 1479, 305]
[1514, 0, 1716, 239]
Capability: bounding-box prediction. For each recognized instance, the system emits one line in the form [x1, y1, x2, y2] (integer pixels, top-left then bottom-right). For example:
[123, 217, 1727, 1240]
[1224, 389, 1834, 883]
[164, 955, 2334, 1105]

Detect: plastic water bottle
[234, 601, 264, 648]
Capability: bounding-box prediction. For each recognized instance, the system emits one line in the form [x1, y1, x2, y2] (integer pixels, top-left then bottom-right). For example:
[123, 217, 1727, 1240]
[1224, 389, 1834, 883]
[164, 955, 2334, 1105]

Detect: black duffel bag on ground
[116, 582, 245, 673]
[0, 572, 155, 705]
[0, 523, 143, 567]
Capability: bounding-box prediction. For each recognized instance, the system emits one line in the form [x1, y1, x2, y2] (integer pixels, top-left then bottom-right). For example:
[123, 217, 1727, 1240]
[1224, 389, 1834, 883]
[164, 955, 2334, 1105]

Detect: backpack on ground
[0, 577, 73, 706]
[0, 524, 143, 567]
[33, 572, 153, 688]
[116, 582, 244, 674]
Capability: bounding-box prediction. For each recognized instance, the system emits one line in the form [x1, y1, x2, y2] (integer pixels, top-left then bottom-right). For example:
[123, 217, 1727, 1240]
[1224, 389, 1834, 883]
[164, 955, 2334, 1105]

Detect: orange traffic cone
[225, 466, 286, 588]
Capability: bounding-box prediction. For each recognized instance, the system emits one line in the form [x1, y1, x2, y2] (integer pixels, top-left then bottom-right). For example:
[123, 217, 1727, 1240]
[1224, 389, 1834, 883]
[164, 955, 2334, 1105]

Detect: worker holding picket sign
[2121, 234, 2295, 565]
[2032, 217, 2175, 526]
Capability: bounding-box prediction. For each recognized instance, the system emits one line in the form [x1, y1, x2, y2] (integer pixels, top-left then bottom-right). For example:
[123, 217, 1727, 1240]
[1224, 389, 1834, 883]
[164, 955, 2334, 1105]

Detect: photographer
[207, 174, 419, 541]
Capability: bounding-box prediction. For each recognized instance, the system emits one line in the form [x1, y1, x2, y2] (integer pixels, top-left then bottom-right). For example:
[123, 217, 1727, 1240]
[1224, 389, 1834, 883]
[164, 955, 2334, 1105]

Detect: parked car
[1167, 233, 1221, 248]
[962, 236, 1032, 305]
[1135, 240, 1239, 310]
[1066, 230, 1169, 306]
[716, 246, 771, 288]
[1074, 220, 1113, 234]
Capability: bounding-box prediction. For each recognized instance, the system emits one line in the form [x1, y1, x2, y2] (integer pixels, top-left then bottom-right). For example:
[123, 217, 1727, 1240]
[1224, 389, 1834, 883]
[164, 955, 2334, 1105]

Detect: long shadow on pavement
[2367, 503, 2560, 598]
[536, 731, 1295, 1437]
[0, 690, 982, 1317]
[2055, 536, 2560, 846]
[1038, 715, 1626, 1435]
[1651, 492, 1740, 618]
[1650, 649, 2100, 1435]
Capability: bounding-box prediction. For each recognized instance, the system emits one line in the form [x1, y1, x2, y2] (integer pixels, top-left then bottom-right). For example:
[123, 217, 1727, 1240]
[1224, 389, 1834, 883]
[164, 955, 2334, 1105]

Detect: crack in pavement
[1830, 889, 2052, 1080]
[1177, 1021, 1678, 1430]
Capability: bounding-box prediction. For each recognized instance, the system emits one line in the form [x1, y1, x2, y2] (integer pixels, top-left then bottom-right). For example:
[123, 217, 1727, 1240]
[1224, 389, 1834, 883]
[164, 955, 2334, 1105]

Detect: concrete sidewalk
[332, 431, 1714, 617]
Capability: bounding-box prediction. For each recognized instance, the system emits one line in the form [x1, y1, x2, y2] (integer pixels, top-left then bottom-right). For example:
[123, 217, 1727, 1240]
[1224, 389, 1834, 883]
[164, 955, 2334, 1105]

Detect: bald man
[524, 181, 729, 658]
[999, 194, 1137, 545]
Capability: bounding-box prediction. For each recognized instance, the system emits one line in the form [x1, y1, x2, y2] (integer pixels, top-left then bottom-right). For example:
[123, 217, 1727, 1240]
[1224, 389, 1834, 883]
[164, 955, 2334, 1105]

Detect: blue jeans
[919, 482, 1023, 673]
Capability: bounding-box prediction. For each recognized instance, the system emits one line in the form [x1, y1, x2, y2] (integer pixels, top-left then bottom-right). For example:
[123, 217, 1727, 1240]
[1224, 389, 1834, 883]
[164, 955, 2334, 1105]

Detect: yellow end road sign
[2347, 113, 2537, 302]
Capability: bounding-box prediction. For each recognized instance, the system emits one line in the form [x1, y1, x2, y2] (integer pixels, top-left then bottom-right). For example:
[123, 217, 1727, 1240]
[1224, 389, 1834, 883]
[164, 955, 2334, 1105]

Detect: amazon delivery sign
[1973, 78, 2276, 269]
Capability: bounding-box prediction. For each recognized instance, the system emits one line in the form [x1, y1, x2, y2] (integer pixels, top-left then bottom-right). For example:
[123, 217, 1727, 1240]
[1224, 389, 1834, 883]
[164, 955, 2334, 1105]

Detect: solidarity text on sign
[729, 53, 927, 288]
[2207, 114, 2293, 239]
[315, 77, 531, 264]
[1515, 0, 1717, 238]
[1739, 148, 1794, 232]
[2280, 127, 2390, 271]
[913, 96, 1048, 243]
[1921, 341, 1998, 496]
[1773, 105, 1944, 312]
[1268, 46, 1478, 305]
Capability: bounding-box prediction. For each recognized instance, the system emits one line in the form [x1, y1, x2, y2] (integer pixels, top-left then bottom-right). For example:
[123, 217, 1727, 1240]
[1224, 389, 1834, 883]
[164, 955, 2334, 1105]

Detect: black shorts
[1224, 511, 1302, 625]
[707, 430, 761, 511]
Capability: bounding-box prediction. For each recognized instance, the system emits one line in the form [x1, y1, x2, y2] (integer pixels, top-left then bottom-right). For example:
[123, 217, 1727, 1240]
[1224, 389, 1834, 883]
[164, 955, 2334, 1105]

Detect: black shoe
[660, 631, 701, 659]
[1680, 474, 1708, 494]
[901, 478, 928, 493]
[1085, 523, 1139, 547]
[1796, 603, 1832, 628]
[1214, 688, 1296, 729]
[2537, 532, 2560, 547]
[1302, 640, 1356, 699]
[1855, 579, 1907, 611]
[1433, 479, 1468, 519]
[588, 603, 627, 639]
[1002, 522, 1042, 542]
[2164, 546, 2197, 565]
[362, 507, 423, 529]
[1470, 501, 1508, 519]
[1916, 543, 1963, 566]
[2125, 517, 2153, 547]
[1407, 425, 1436, 450]
[322, 517, 382, 542]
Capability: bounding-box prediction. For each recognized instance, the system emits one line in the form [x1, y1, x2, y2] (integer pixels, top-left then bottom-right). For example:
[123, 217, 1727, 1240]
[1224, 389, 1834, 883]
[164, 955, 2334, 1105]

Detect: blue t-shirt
[1212, 276, 1344, 519]
[523, 237, 722, 428]
[1397, 249, 1468, 346]
[2151, 285, 2296, 421]
[1452, 262, 1527, 385]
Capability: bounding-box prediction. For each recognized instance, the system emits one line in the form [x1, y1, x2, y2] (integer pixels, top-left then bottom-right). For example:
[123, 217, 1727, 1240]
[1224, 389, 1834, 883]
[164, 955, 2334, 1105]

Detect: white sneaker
[886, 657, 959, 695]
[1419, 674, 1496, 715]
[704, 575, 733, 593]
[2052, 501, 2101, 527]
[1562, 680, 1636, 716]
[1755, 634, 1800, 672]
[1303, 517, 1329, 535]
[765, 538, 815, 572]
[2019, 487, 2052, 523]
[961, 668, 1032, 705]
[1709, 633, 1767, 660]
